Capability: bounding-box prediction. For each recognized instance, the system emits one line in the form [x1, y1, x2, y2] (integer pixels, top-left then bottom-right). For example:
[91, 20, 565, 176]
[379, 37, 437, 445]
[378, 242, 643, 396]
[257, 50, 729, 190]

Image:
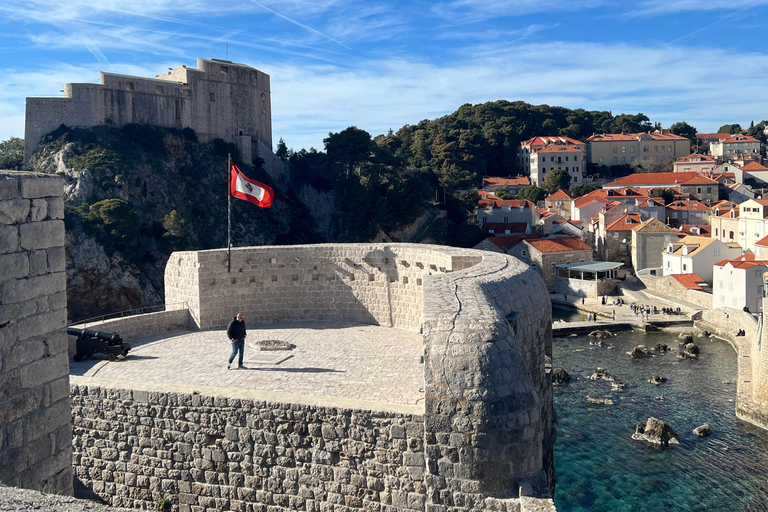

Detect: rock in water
[632, 417, 680, 446]
[685, 343, 700, 355]
[631, 346, 648, 358]
[552, 368, 571, 386]
[586, 396, 614, 405]
[652, 343, 669, 353]
[611, 380, 626, 390]
[693, 424, 712, 437]
[589, 330, 612, 339]
[589, 368, 615, 381]
[649, 375, 667, 386]
[679, 334, 694, 345]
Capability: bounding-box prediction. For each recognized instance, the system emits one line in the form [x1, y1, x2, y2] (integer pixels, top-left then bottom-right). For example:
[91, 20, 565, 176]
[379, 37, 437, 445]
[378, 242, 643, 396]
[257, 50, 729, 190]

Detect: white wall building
[713, 255, 768, 313]
[529, 144, 585, 187]
[710, 135, 761, 159]
[662, 236, 742, 281]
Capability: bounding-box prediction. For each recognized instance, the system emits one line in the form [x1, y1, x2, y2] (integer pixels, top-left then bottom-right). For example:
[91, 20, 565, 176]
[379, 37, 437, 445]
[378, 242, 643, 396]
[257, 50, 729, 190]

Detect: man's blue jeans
[229, 340, 244, 366]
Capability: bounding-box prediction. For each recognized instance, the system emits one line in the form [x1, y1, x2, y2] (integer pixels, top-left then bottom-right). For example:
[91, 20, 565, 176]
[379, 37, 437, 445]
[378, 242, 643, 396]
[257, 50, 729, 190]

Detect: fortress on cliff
[24, 58, 277, 170]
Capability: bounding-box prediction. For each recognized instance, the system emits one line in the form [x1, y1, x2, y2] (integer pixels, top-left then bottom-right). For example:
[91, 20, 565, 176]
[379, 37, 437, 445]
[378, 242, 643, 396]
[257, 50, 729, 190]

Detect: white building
[662, 236, 742, 281]
[673, 153, 717, 174]
[713, 255, 768, 313]
[710, 135, 761, 159]
[517, 136, 585, 175]
[529, 144, 586, 187]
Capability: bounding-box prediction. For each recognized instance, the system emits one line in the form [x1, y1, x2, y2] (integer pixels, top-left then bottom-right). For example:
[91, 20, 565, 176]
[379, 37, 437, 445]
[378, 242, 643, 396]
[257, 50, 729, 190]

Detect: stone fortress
[24, 58, 280, 173]
[0, 171, 558, 511]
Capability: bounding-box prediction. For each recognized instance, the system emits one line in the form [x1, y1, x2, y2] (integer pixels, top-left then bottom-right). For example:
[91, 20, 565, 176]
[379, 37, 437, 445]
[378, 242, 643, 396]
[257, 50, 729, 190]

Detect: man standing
[226, 313, 246, 369]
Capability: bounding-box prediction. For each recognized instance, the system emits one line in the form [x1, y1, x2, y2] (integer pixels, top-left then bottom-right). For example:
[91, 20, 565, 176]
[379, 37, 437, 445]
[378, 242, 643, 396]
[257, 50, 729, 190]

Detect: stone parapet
[0, 171, 73, 494]
[68, 308, 191, 356]
[68, 243, 556, 510]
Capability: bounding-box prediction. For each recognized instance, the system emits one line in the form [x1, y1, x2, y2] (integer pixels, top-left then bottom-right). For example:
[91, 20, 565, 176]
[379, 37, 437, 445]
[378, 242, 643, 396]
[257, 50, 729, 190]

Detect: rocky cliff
[29, 124, 329, 321]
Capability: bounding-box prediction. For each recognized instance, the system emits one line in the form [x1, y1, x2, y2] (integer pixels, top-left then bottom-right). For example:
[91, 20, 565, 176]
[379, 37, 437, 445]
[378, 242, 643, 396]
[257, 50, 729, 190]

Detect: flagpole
[227, 153, 232, 273]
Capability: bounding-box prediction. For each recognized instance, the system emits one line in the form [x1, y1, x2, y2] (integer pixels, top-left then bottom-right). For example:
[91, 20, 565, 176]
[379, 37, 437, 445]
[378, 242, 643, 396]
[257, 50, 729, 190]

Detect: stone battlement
[65, 243, 557, 511]
[24, 58, 276, 169]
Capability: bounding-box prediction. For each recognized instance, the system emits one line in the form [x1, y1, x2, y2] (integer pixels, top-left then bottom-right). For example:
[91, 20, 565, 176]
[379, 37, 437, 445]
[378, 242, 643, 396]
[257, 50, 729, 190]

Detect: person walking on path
[227, 313, 247, 369]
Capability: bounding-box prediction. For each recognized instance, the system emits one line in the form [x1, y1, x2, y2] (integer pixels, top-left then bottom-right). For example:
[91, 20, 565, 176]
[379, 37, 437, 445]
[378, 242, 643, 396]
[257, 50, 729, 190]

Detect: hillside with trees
[17, 100, 708, 319]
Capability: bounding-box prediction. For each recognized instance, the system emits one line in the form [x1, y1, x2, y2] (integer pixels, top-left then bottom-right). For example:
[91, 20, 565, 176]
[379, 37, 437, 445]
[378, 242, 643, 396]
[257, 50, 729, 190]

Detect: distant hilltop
[24, 58, 279, 172]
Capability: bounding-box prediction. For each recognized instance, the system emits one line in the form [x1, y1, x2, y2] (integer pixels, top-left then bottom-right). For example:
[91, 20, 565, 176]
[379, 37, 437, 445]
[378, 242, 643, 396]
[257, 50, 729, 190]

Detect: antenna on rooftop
[226, 42, 229, 60]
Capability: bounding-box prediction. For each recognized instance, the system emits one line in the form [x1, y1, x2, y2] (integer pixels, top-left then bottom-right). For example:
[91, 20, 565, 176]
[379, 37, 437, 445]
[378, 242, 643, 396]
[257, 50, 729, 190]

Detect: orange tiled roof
[742, 161, 768, 171]
[605, 214, 642, 231]
[605, 172, 707, 187]
[534, 144, 583, 154]
[525, 236, 592, 253]
[681, 174, 717, 185]
[756, 235, 768, 247]
[678, 224, 711, 237]
[548, 189, 574, 200]
[676, 153, 716, 163]
[484, 234, 541, 251]
[520, 136, 584, 147]
[715, 254, 768, 269]
[666, 200, 708, 210]
[669, 274, 707, 290]
[697, 133, 732, 141]
[483, 176, 531, 188]
[715, 135, 760, 144]
[479, 198, 534, 209]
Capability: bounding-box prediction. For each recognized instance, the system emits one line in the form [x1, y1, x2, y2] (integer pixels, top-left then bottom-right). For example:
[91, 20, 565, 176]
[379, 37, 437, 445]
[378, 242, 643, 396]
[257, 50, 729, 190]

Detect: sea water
[552, 325, 768, 512]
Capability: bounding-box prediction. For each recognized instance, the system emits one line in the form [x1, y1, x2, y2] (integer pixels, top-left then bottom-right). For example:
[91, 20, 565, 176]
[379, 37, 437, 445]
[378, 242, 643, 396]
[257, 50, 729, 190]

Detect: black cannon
[67, 327, 131, 362]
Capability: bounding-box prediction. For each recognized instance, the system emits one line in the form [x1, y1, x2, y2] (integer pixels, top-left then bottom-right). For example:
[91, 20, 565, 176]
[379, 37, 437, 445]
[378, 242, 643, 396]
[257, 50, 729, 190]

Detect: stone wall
[69, 244, 557, 511]
[637, 275, 712, 309]
[555, 278, 616, 299]
[696, 309, 768, 430]
[165, 245, 482, 332]
[67, 309, 191, 356]
[0, 171, 73, 493]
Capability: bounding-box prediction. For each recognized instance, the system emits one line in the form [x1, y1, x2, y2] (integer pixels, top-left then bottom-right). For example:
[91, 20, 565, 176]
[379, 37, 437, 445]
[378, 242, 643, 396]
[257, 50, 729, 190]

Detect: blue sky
[1, 0, 768, 152]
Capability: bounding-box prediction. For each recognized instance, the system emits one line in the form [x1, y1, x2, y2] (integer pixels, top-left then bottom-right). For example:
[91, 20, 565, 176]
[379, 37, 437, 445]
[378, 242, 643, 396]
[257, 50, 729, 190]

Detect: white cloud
[3, 40, 768, 151]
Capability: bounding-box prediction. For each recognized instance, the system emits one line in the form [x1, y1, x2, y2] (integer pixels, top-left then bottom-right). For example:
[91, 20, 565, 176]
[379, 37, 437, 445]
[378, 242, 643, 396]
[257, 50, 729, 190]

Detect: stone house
[603, 171, 718, 202]
[631, 218, 678, 272]
[509, 236, 593, 292]
[713, 254, 768, 313]
[673, 153, 717, 174]
[476, 199, 536, 229]
[665, 200, 710, 227]
[585, 132, 691, 167]
[529, 143, 585, 187]
[601, 214, 643, 265]
[517, 135, 585, 175]
[545, 189, 574, 219]
[710, 134, 762, 159]
[662, 235, 742, 281]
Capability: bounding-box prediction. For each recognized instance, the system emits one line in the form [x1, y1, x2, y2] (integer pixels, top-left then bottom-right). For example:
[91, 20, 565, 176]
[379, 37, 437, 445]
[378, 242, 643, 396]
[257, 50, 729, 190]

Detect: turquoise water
[553, 329, 768, 512]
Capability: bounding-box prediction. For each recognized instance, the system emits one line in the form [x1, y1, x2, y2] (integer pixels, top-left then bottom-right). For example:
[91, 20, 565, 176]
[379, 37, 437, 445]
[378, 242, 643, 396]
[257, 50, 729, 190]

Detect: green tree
[87, 199, 139, 239]
[324, 127, 375, 182]
[718, 124, 743, 134]
[516, 185, 547, 203]
[162, 210, 189, 248]
[0, 137, 25, 170]
[275, 137, 290, 161]
[570, 184, 601, 197]
[543, 168, 571, 194]
[668, 121, 697, 141]
[493, 187, 514, 199]
[650, 188, 676, 204]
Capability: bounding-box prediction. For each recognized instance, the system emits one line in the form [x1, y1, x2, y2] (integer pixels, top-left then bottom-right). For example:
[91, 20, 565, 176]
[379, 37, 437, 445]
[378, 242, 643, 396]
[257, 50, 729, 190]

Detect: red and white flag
[229, 162, 274, 208]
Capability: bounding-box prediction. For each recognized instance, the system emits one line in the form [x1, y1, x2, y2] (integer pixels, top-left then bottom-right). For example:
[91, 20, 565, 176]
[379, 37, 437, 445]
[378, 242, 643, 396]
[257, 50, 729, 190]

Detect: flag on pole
[229, 162, 274, 208]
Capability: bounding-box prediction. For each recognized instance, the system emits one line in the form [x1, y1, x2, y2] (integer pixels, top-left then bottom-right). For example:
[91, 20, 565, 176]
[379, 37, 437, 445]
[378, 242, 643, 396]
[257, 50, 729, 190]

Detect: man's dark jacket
[226, 318, 246, 341]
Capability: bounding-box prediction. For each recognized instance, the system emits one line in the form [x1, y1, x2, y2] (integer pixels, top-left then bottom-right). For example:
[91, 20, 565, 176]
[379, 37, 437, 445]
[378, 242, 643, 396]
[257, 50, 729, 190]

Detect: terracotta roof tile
[741, 161, 768, 171]
[548, 189, 574, 200]
[605, 172, 707, 187]
[525, 236, 592, 253]
[483, 176, 531, 188]
[669, 274, 707, 290]
[632, 218, 677, 233]
[606, 214, 643, 231]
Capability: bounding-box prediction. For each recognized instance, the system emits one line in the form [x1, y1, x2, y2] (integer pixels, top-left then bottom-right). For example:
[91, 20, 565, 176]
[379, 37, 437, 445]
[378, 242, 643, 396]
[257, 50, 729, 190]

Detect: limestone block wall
[0, 171, 73, 493]
[68, 309, 191, 356]
[165, 245, 482, 332]
[70, 385, 425, 512]
[637, 275, 712, 309]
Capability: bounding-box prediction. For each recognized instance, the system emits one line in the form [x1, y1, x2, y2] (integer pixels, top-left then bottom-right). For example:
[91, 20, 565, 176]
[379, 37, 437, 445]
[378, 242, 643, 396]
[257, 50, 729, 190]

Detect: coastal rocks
[631, 346, 649, 358]
[679, 334, 694, 345]
[552, 368, 571, 386]
[698, 330, 711, 338]
[648, 375, 667, 386]
[590, 339, 605, 346]
[587, 396, 614, 405]
[589, 368, 615, 382]
[693, 424, 712, 437]
[632, 417, 680, 446]
[611, 380, 626, 390]
[678, 343, 700, 359]
[652, 344, 669, 353]
[589, 330, 612, 339]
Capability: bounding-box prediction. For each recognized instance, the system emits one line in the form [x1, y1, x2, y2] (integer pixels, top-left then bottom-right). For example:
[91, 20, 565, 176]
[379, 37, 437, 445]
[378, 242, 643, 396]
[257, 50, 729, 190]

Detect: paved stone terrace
[70, 321, 424, 413]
